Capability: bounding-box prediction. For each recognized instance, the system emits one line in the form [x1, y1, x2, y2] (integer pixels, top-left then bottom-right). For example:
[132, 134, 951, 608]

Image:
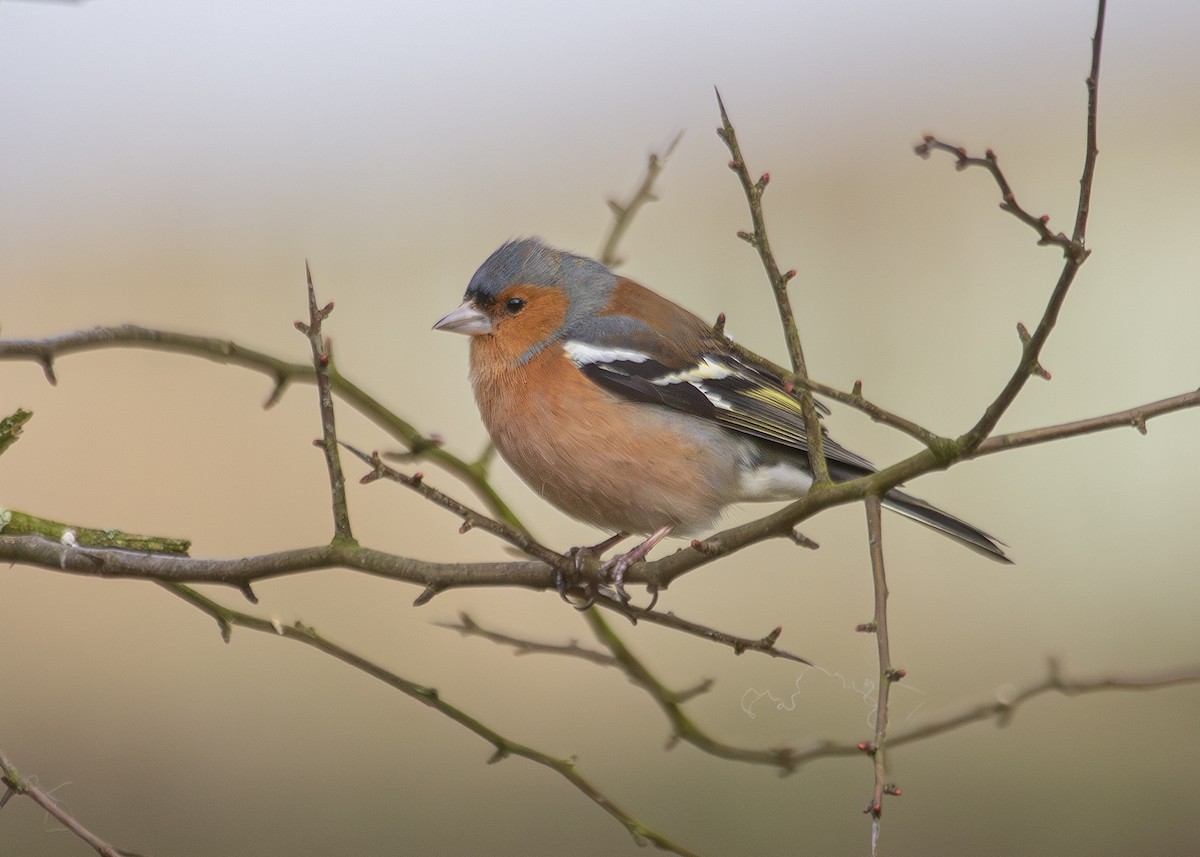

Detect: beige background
[2, 1, 1199, 855]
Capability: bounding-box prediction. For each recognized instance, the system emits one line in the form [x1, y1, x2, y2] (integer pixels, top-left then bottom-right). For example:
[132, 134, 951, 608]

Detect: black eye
[505, 297, 526, 314]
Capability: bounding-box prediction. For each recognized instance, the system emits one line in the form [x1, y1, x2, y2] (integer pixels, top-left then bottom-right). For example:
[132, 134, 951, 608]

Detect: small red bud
[783, 269, 797, 280]
[728, 159, 738, 170]
[1040, 214, 1050, 224]
[411, 472, 424, 484]
[759, 172, 770, 185]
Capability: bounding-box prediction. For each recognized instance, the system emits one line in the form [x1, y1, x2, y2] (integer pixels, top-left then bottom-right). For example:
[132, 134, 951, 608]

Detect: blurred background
[2, 1, 1198, 854]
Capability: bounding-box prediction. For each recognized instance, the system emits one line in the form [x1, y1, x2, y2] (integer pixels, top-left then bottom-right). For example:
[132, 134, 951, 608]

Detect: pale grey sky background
[2, 1, 1199, 855]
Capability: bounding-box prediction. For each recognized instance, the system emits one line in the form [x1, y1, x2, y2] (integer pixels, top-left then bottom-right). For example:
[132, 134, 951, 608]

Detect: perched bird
[434, 238, 1008, 600]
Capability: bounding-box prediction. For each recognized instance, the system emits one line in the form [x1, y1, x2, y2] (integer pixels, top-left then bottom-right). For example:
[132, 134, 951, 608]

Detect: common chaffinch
[434, 238, 1008, 599]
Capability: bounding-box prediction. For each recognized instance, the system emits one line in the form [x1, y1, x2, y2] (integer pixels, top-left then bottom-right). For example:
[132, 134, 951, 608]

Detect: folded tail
[880, 486, 1010, 563]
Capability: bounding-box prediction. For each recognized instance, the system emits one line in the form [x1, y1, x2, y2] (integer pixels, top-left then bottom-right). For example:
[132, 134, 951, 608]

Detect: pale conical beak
[433, 301, 492, 336]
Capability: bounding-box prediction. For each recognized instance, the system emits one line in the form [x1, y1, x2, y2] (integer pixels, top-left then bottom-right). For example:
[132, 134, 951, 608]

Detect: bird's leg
[556, 532, 631, 610]
[602, 525, 673, 605]
[575, 531, 631, 560]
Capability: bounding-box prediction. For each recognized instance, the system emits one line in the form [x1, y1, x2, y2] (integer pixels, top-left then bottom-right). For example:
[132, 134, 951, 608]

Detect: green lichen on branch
[0, 508, 190, 554]
[0, 409, 32, 457]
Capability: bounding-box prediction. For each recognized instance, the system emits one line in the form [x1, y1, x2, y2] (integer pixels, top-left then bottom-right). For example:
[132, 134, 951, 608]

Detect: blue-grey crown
[465, 239, 617, 322]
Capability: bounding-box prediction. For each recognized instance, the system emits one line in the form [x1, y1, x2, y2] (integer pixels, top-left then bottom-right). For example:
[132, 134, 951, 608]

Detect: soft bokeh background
[2, 1, 1198, 855]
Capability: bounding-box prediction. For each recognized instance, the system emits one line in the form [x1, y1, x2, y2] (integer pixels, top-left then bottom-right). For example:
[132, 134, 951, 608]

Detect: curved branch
[0, 325, 524, 529]
[164, 584, 705, 857]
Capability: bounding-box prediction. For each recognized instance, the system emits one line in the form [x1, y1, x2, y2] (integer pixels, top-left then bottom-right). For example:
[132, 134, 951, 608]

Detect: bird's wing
[563, 314, 875, 474]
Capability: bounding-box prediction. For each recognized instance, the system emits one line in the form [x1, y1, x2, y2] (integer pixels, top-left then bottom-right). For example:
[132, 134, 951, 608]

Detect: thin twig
[599, 131, 683, 267]
[295, 263, 355, 544]
[599, 596, 812, 665]
[582, 610, 806, 771]
[862, 495, 895, 853]
[888, 657, 1200, 747]
[0, 748, 136, 857]
[717, 335, 943, 449]
[163, 583, 706, 857]
[440, 612, 619, 666]
[917, 0, 1107, 456]
[715, 90, 830, 485]
[0, 325, 524, 529]
[1074, 0, 1106, 243]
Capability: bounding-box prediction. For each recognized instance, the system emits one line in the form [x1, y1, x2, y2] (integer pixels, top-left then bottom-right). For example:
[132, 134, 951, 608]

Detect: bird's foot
[598, 525, 673, 606]
[557, 532, 630, 610]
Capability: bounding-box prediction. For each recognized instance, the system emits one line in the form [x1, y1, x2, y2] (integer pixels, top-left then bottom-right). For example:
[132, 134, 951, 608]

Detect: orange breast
[469, 338, 740, 535]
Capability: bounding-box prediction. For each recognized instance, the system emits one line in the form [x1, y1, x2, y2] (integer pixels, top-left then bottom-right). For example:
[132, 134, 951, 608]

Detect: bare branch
[164, 584, 707, 857]
[715, 90, 830, 485]
[295, 263, 355, 544]
[439, 612, 619, 667]
[0, 748, 138, 857]
[918, 1, 1108, 454]
[1074, 0, 1107, 243]
[887, 658, 1200, 748]
[0, 325, 525, 530]
[862, 495, 897, 852]
[599, 131, 683, 268]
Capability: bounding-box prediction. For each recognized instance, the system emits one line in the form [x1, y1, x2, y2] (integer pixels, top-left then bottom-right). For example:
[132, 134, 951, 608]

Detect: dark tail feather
[881, 487, 1011, 563]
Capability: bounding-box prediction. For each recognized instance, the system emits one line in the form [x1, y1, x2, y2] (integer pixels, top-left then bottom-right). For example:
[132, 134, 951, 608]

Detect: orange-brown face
[470, 284, 569, 365]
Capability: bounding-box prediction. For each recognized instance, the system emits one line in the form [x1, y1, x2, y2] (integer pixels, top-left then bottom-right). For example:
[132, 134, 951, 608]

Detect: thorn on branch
[711, 312, 727, 338]
[487, 746, 510, 764]
[856, 622, 878, 633]
[413, 585, 440, 606]
[789, 528, 819, 550]
[1017, 322, 1052, 379]
[40, 356, 58, 385]
[239, 582, 258, 604]
[263, 375, 288, 408]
